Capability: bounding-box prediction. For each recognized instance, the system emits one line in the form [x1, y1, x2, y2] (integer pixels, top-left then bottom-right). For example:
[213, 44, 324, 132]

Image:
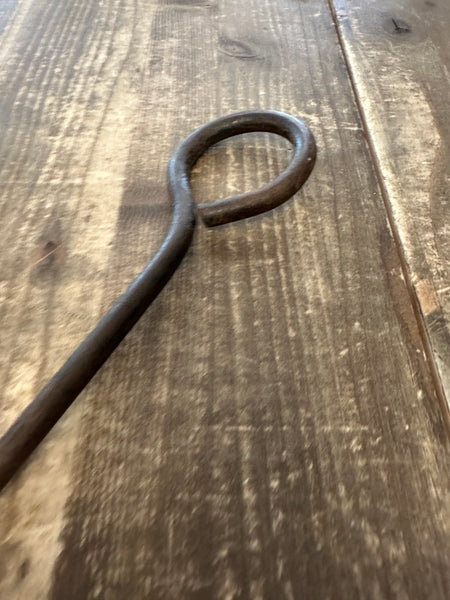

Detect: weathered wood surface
[330, 0, 450, 401]
[0, 0, 449, 598]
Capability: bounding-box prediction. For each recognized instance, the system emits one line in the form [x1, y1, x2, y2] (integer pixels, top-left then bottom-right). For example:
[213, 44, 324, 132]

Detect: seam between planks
[326, 0, 450, 435]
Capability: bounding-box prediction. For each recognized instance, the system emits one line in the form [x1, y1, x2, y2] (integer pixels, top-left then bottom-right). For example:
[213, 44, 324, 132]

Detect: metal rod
[0, 110, 316, 492]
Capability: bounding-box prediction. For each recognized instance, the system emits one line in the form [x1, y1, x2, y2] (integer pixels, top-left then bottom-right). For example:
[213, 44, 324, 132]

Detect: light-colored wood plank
[0, 0, 449, 598]
[0, 0, 157, 596]
[329, 0, 450, 403]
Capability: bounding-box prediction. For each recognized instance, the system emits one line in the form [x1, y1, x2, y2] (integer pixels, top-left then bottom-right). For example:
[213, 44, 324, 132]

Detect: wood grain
[0, 0, 449, 598]
[329, 0, 450, 404]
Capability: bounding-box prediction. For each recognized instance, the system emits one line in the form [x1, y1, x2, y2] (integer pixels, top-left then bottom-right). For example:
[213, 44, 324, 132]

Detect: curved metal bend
[0, 110, 316, 492]
[170, 110, 316, 226]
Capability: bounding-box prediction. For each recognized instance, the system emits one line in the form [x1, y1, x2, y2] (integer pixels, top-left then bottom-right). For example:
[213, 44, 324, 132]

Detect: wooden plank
[0, 0, 157, 596]
[329, 0, 450, 403]
[0, 0, 449, 598]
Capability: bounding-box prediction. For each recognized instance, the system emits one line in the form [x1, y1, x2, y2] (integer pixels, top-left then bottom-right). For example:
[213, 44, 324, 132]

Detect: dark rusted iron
[0, 110, 316, 492]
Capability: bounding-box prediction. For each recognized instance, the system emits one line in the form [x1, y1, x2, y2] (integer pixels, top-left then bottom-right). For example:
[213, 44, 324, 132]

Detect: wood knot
[391, 18, 410, 34]
[32, 239, 63, 280]
[218, 37, 262, 60]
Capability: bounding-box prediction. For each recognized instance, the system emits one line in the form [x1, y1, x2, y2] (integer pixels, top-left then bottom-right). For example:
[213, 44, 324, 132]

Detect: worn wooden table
[1, 0, 449, 598]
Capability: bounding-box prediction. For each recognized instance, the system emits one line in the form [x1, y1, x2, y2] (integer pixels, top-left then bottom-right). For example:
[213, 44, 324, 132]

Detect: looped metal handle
[0, 110, 316, 492]
[169, 109, 316, 227]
